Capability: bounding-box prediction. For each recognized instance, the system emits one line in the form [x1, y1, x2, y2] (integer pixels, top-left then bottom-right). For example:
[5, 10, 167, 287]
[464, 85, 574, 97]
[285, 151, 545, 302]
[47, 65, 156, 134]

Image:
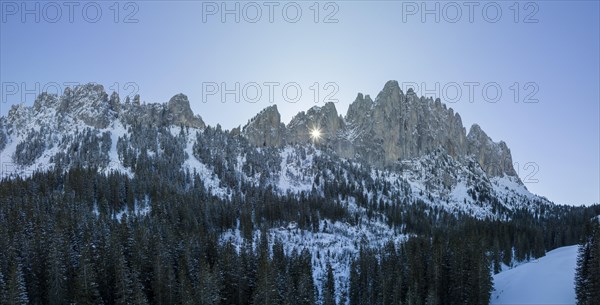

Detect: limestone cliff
[241, 80, 518, 180]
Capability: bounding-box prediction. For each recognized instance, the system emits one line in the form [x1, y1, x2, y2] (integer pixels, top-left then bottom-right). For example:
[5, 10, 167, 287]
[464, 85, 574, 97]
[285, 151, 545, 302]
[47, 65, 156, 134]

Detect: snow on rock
[276, 146, 317, 194]
[0, 83, 554, 221]
[182, 129, 231, 200]
[103, 120, 133, 177]
[491, 245, 579, 305]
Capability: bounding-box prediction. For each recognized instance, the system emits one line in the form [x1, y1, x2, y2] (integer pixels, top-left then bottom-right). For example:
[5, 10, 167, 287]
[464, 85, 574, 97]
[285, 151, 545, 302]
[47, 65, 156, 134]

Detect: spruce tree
[113, 251, 134, 305]
[47, 239, 67, 305]
[5, 263, 29, 305]
[0, 270, 6, 305]
[575, 242, 591, 304]
[576, 222, 600, 305]
[322, 262, 336, 305]
[73, 244, 102, 305]
[253, 231, 279, 305]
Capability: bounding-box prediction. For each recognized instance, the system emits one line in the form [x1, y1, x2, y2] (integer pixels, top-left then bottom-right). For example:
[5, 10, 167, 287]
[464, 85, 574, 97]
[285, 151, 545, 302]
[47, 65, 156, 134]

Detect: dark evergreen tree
[73, 243, 103, 305]
[0, 270, 6, 305]
[46, 238, 67, 305]
[253, 231, 280, 305]
[5, 263, 29, 305]
[322, 262, 336, 305]
[576, 221, 600, 305]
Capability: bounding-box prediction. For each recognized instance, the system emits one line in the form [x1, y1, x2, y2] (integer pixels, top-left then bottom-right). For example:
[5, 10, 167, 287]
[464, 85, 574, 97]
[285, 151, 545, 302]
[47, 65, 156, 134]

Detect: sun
[310, 127, 322, 141]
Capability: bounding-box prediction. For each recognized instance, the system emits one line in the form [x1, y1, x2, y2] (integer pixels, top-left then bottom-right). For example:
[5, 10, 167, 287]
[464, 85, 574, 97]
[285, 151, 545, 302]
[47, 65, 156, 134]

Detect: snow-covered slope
[0, 83, 553, 217]
[492, 245, 579, 305]
[0, 82, 577, 304]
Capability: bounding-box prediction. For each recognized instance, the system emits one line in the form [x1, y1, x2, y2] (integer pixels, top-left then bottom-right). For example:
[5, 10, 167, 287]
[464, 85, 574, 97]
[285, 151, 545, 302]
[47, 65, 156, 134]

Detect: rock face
[467, 124, 517, 177]
[287, 102, 345, 144]
[242, 105, 286, 147]
[58, 84, 114, 129]
[348, 80, 468, 166]
[3, 81, 518, 181]
[242, 80, 519, 180]
[0, 118, 6, 152]
[166, 94, 206, 129]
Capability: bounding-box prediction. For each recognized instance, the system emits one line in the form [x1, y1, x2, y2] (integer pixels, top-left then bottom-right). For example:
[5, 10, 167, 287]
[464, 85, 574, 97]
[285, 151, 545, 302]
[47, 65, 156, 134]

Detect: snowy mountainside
[0, 82, 560, 302]
[0, 82, 554, 237]
[0, 87, 550, 218]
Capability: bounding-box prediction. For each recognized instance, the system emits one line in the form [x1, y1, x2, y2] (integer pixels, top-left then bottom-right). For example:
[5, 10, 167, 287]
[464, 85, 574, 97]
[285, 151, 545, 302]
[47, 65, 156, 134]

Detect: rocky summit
[242, 80, 518, 180]
[2, 81, 516, 181]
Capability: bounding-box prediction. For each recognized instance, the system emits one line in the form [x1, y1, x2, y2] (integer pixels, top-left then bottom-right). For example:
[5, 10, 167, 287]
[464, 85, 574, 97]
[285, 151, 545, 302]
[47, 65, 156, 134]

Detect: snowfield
[491, 245, 579, 305]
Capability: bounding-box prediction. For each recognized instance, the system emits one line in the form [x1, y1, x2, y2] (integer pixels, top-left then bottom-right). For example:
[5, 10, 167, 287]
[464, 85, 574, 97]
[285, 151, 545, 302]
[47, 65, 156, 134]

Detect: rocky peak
[467, 124, 488, 142]
[467, 124, 518, 178]
[60, 83, 108, 108]
[242, 105, 286, 147]
[375, 80, 403, 104]
[109, 92, 121, 113]
[33, 92, 59, 112]
[239, 80, 519, 181]
[318, 102, 344, 134]
[346, 93, 374, 126]
[56, 83, 113, 128]
[287, 102, 345, 144]
[166, 94, 206, 129]
[4, 81, 519, 181]
[247, 105, 281, 127]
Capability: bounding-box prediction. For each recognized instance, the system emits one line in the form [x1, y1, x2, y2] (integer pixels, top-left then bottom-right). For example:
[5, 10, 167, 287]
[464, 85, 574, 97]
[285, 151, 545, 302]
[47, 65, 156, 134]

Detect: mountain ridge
[2, 80, 519, 182]
[242, 80, 519, 181]
[0, 80, 544, 221]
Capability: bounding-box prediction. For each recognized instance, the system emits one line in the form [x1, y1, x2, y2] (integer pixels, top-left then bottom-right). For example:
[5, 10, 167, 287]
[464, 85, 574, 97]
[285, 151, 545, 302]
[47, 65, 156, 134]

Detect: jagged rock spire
[241, 80, 518, 179]
[167, 94, 205, 129]
[3, 81, 519, 180]
[242, 105, 286, 147]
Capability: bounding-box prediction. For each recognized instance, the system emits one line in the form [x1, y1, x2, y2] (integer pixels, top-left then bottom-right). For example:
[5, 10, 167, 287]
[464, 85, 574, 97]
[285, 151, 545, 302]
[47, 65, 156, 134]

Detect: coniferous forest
[1, 164, 598, 305]
[575, 220, 600, 305]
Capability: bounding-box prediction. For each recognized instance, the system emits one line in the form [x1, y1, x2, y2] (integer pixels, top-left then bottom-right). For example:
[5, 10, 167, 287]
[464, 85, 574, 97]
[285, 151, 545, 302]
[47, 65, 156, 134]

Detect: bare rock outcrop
[241, 80, 519, 180]
[467, 124, 517, 178]
[166, 94, 206, 129]
[242, 105, 286, 147]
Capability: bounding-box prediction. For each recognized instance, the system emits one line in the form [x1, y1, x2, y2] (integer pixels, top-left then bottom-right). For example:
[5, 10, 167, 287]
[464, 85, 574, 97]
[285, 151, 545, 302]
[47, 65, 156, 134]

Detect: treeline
[349, 231, 492, 305]
[1, 165, 599, 304]
[575, 220, 600, 304]
[0, 167, 316, 305]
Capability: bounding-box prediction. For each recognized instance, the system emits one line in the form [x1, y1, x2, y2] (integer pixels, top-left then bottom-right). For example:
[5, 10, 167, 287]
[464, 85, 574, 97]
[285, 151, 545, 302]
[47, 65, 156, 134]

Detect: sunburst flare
[310, 127, 322, 141]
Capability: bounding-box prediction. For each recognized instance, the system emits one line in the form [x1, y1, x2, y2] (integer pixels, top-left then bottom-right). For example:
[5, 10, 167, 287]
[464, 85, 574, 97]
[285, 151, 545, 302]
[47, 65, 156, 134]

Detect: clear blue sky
[1, 1, 598, 206]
